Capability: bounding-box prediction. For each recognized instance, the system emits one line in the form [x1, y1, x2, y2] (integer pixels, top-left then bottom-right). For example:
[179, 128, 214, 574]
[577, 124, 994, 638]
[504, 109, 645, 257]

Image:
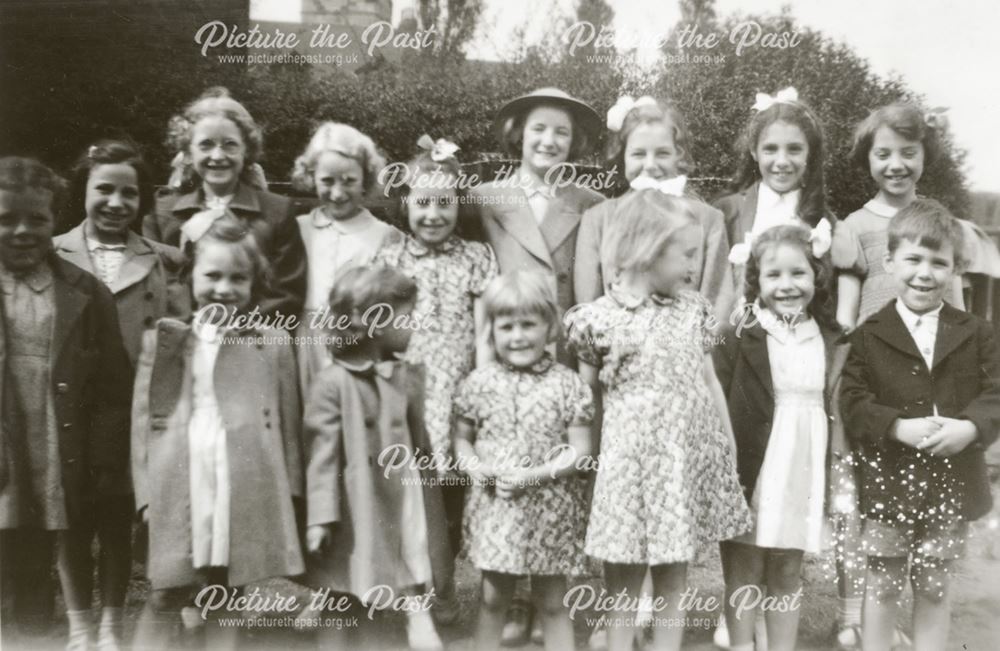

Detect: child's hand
[465, 459, 497, 486]
[891, 418, 941, 448]
[919, 417, 978, 457]
[307, 525, 332, 555]
[495, 469, 534, 499]
[139, 506, 149, 524]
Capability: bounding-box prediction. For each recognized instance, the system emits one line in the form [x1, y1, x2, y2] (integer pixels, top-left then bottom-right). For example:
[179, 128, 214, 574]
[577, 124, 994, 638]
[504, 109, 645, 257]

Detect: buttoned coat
[712, 317, 851, 505]
[54, 224, 189, 365]
[574, 193, 736, 323]
[303, 360, 453, 598]
[841, 301, 1000, 522]
[143, 183, 308, 322]
[0, 256, 132, 526]
[131, 319, 304, 588]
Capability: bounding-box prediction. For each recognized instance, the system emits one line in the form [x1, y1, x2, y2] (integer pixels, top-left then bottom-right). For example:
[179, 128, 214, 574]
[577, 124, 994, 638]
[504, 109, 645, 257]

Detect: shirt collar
[606, 283, 675, 310]
[756, 183, 800, 218]
[498, 351, 555, 375]
[0, 262, 54, 294]
[518, 168, 555, 200]
[311, 206, 378, 233]
[752, 301, 819, 344]
[334, 357, 396, 379]
[85, 235, 128, 252]
[404, 233, 459, 257]
[173, 182, 260, 214]
[895, 299, 943, 330]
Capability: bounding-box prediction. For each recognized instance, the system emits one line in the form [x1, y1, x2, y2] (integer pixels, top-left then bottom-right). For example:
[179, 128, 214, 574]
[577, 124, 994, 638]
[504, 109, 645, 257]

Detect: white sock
[730, 643, 755, 651]
[837, 596, 862, 627]
[98, 606, 123, 637]
[66, 609, 93, 644]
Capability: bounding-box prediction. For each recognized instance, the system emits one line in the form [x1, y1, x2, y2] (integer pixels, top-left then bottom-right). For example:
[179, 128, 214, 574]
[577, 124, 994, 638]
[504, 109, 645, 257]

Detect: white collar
[752, 301, 820, 344]
[85, 234, 127, 251]
[864, 198, 898, 218]
[518, 168, 554, 200]
[757, 183, 800, 213]
[895, 299, 943, 330]
[311, 207, 378, 233]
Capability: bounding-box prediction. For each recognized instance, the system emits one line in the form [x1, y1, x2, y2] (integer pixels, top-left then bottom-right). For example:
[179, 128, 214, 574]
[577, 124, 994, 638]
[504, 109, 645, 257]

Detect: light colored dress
[564, 288, 751, 564]
[739, 310, 828, 553]
[0, 265, 66, 530]
[187, 321, 230, 568]
[454, 354, 593, 575]
[295, 207, 400, 393]
[374, 234, 498, 470]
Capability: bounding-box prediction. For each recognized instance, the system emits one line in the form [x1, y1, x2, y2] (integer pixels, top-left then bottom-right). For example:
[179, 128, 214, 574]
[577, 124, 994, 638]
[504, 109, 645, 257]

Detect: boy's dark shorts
[861, 516, 968, 560]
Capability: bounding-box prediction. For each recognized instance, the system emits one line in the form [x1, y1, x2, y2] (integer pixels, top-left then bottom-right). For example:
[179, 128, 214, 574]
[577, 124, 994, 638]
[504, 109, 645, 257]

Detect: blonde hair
[481, 271, 560, 342]
[601, 190, 699, 281]
[291, 122, 387, 193]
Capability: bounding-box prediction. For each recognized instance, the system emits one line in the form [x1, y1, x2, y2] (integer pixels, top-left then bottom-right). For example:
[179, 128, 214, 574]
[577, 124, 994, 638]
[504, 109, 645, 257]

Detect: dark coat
[143, 183, 308, 322]
[840, 301, 1000, 522]
[131, 320, 304, 588]
[0, 256, 132, 526]
[712, 316, 850, 502]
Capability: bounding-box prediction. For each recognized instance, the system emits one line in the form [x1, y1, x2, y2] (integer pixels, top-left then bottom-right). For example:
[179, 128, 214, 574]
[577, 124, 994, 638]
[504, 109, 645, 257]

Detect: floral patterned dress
[564, 288, 751, 564]
[375, 234, 498, 472]
[453, 354, 593, 575]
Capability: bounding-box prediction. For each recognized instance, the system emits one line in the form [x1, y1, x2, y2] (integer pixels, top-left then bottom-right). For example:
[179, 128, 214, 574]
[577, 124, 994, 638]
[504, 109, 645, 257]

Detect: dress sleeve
[695, 292, 718, 354]
[303, 368, 343, 526]
[563, 303, 609, 367]
[562, 371, 595, 427]
[469, 242, 499, 297]
[453, 370, 482, 425]
[830, 218, 864, 274]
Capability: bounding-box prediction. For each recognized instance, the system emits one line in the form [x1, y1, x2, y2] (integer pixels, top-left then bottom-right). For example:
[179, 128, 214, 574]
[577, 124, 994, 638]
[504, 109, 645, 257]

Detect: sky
[251, 0, 1000, 191]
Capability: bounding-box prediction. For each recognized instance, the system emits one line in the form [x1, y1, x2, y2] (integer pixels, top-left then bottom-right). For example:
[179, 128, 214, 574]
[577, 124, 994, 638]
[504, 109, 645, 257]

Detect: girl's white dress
[742, 311, 828, 553]
[188, 321, 231, 567]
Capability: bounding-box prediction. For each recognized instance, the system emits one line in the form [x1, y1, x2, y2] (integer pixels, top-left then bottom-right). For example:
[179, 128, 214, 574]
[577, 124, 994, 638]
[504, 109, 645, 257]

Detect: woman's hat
[494, 87, 602, 144]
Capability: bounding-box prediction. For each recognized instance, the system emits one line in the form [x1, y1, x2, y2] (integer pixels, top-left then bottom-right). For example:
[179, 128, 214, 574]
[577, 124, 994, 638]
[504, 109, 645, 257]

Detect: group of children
[0, 82, 997, 651]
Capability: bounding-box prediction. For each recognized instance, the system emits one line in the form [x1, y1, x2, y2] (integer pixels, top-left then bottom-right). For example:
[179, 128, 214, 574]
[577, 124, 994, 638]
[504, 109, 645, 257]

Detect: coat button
[557, 272, 568, 282]
[56, 382, 69, 394]
[145, 291, 155, 300]
[66, 457, 77, 464]
[265, 422, 272, 429]
[263, 408, 271, 416]
[144, 316, 155, 327]
[61, 422, 72, 430]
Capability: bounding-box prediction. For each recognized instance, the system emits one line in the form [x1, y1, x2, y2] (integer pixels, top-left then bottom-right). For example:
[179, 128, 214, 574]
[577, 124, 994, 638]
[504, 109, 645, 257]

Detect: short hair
[607, 98, 695, 191]
[65, 139, 154, 229]
[291, 122, 386, 194]
[499, 102, 592, 161]
[601, 190, 698, 282]
[850, 103, 940, 170]
[392, 147, 481, 240]
[887, 198, 966, 267]
[743, 224, 835, 328]
[327, 265, 418, 350]
[0, 156, 65, 196]
[481, 271, 560, 341]
[186, 213, 272, 303]
[168, 87, 264, 189]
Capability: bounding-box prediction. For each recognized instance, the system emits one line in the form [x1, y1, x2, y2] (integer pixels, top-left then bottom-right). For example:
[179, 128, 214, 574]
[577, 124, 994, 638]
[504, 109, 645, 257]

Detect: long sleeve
[840, 330, 903, 447]
[574, 203, 606, 304]
[303, 370, 343, 526]
[277, 340, 304, 498]
[89, 280, 134, 475]
[959, 321, 1000, 449]
[258, 208, 307, 323]
[131, 329, 157, 512]
[698, 208, 735, 325]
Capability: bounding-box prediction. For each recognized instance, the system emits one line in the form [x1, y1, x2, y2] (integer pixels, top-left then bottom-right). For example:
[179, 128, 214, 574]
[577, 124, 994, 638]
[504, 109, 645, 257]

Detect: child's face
[314, 151, 365, 221]
[0, 188, 54, 271]
[406, 182, 459, 246]
[648, 224, 700, 297]
[757, 242, 816, 320]
[624, 121, 681, 182]
[869, 125, 924, 201]
[191, 240, 253, 317]
[884, 237, 955, 314]
[85, 163, 140, 239]
[492, 311, 549, 369]
[753, 120, 809, 194]
[190, 116, 246, 196]
[521, 106, 573, 176]
[378, 299, 415, 357]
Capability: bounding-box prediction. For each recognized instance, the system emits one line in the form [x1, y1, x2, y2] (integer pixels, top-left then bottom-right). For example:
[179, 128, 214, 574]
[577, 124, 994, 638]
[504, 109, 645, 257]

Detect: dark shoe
[500, 600, 533, 647]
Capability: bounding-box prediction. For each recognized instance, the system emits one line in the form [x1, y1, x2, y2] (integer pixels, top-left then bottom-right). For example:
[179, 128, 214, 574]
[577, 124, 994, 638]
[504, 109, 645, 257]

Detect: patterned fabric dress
[564, 288, 751, 564]
[454, 354, 593, 575]
[375, 234, 498, 472]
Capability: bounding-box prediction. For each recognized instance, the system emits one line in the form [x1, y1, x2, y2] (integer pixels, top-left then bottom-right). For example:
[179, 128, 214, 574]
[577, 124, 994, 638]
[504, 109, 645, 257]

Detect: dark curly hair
[730, 97, 828, 228]
[743, 224, 836, 330]
[63, 139, 154, 235]
[849, 103, 940, 170]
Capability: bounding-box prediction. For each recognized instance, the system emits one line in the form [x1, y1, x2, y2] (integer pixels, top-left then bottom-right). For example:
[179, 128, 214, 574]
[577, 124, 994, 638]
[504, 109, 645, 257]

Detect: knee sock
[66, 609, 93, 648]
[837, 596, 862, 627]
[98, 606, 124, 646]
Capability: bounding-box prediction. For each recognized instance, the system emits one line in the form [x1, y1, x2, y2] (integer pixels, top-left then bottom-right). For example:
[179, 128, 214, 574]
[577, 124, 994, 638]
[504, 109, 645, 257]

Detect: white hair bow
[416, 134, 459, 162]
[752, 87, 799, 112]
[629, 174, 687, 197]
[180, 207, 228, 248]
[606, 95, 658, 132]
[727, 218, 833, 266]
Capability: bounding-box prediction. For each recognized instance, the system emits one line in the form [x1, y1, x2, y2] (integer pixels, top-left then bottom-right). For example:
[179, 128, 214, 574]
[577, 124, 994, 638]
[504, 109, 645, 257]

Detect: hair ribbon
[416, 134, 459, 162]
[629, 174, 687, 197]
[752, 87, 799, 112]
[606, 95, 658, 132]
